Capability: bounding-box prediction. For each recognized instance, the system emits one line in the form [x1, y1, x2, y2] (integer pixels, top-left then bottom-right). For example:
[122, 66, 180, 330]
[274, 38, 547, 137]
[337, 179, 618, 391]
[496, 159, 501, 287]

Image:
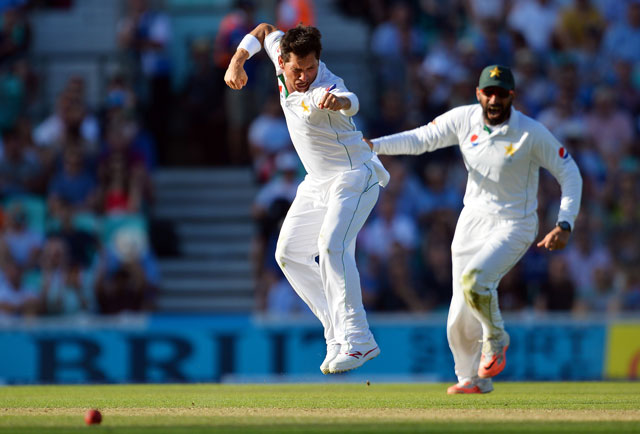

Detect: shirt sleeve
[371, 107, 462, 155]
[530, 124, 583, 228]
[264, 30, 285, 73]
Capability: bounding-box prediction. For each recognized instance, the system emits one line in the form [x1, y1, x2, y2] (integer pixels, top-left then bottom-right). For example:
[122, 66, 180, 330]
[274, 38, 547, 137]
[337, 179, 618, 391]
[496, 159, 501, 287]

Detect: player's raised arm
[371, 107, 462, 155]
[224, 22, 278, 90]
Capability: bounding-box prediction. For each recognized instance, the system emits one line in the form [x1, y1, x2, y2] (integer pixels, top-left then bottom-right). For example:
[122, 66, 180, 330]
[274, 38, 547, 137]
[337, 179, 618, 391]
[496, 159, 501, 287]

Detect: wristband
[238, 34, 261, 58]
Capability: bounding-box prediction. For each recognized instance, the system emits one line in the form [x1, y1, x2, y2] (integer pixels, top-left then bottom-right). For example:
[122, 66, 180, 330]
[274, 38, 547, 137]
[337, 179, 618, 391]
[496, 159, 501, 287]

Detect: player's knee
[274, 240, 290, 268]
[317, 232, 343, 256]
[461, 269, 482, 306]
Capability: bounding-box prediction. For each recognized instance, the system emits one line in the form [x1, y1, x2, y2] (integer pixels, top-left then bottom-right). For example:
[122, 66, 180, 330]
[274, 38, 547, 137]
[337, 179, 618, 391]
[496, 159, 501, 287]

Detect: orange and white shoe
[447, 378, 493, 394]
[478, 332, 510, 379]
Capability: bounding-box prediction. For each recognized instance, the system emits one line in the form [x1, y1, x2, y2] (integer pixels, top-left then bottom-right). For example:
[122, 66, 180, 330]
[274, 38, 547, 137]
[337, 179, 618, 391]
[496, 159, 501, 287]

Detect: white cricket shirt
[372, 104, 582, 227]
[264, 31, 388, 184]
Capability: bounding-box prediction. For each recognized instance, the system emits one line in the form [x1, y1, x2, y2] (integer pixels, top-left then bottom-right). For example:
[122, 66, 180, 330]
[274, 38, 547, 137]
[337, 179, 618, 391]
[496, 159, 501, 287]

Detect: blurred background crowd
[0, 0, 638, 319]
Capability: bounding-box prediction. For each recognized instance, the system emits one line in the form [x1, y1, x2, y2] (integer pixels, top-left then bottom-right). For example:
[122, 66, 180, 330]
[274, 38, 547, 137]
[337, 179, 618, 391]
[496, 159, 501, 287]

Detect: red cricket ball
[84, 409, 102, 425]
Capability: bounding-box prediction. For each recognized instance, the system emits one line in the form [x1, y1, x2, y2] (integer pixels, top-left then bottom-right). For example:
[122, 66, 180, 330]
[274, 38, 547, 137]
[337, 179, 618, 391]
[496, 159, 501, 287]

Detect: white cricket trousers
[448, 207, 537, 382]
[275, 161, 380, 349]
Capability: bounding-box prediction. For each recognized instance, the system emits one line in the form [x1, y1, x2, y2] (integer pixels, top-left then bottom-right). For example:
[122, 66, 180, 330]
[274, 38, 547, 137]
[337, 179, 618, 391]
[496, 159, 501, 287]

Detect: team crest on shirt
[504, 143, 516, 157]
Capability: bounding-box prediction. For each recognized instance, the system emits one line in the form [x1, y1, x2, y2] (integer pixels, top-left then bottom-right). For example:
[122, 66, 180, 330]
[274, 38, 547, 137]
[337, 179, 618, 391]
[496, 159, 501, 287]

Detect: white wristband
[238, 34, 262, 58]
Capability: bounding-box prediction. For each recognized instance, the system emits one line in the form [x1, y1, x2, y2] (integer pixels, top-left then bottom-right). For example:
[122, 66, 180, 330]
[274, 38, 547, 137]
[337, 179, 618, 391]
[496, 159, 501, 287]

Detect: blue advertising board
[0, 314, 608, 384]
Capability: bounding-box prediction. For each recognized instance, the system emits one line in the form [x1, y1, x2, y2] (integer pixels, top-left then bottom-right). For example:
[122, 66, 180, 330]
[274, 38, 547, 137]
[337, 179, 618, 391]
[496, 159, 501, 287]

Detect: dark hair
[280, 24, 322, 62]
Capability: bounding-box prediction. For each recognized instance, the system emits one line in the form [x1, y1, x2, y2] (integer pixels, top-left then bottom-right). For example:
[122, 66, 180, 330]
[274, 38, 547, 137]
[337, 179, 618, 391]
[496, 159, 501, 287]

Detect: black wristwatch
[556, 221, 571, 232]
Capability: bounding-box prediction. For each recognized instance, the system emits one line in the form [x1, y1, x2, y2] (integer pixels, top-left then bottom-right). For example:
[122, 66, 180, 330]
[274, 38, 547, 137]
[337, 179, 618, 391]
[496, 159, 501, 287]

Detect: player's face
[476, 86, 514, 125]
[279, 52, 319, 93]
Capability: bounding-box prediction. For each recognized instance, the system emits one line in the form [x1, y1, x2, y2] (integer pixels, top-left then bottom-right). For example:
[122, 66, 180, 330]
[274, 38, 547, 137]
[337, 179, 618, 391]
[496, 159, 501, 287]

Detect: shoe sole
[478, 344, 509, 379]
[329, 348, 380, 374]
[447, 387, 493, 394]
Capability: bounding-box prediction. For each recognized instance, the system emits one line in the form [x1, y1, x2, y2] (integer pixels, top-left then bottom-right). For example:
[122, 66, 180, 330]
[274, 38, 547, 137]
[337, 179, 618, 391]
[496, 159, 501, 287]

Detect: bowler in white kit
[369, 65, 582, 393]
[225, 23, 388, 374]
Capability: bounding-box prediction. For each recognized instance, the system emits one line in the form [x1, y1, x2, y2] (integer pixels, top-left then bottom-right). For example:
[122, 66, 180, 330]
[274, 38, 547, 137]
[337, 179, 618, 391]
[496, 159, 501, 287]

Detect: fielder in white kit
[225, 23, 388, 374]
[369, 65, 582, 393]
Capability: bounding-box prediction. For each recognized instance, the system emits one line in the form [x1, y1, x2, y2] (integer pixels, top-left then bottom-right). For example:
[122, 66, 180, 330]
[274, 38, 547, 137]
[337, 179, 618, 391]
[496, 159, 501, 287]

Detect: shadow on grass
[1, 421, 640, 434]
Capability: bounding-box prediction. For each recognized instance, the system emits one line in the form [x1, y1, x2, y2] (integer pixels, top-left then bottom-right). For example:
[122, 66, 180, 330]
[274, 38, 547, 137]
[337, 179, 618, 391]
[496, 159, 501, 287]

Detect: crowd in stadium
[0, 0, 160, 317]
[0, 0, 638, 318]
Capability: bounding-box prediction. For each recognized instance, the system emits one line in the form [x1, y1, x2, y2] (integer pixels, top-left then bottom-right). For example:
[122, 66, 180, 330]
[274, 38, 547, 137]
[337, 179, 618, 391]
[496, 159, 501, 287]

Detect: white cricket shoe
[329, 341, 380, 373]
[320, 343, 342, 375]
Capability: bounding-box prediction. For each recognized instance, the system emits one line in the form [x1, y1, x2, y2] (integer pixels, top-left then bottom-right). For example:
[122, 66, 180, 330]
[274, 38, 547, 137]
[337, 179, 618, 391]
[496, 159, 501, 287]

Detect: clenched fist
[319, 93, 350, 111]
[224, 60, 248, 90]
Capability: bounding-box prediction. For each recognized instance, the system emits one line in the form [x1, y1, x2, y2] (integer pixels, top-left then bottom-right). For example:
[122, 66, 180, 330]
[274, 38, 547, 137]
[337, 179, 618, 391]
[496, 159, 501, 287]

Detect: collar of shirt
[473, 105, 520, 140]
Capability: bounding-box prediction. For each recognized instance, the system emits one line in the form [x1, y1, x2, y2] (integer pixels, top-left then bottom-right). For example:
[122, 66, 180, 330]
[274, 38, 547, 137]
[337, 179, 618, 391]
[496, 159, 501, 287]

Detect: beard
[483, 101, 512, 125]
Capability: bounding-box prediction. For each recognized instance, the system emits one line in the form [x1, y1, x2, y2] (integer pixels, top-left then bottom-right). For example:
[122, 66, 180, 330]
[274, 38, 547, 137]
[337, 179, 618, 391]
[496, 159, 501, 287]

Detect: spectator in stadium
[506, 0, 559, 55]
[180, 38, 227, 165]
[0, 3, 30, 65]
[573, 262, 621, 314]
[47, 145, 98, 218]
[0, 257, 38, 317]
[51, 200, 97, 268]
[0, 126, 43, 197]
[0, 59, 28, 132]
[555, 0, 606, 51]
[214, 0, 258, 164]
[601, 0, 640, 63]
[584, 86, 634, 161]
[563, 226, 613, 293]
[248, 97, 293, 183]
[359, 192, 418, 266]
[511, 49, 554, 117]
[370, 1, 426, 88]
[375, 241, 425, 312]
[97, 118, 152, 215]
[535, 255, 577, 312]
[251, 151, 301, 281]
[276, 0, 315, 31]
[0, 204, 43, 269]
[37, 236, 92, 315]
[117, 0, 172, 162]
[95, 227, 158, 314]
[33, 82, 100, 158]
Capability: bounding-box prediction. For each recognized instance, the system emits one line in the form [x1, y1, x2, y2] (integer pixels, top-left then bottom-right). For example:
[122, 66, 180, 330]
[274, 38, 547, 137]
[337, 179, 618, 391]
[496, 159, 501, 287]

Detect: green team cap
[478, 65, 515, 90]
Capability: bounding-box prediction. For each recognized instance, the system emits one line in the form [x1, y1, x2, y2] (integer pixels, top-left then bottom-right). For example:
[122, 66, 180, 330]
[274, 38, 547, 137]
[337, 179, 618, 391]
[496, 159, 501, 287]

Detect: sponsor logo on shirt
[470, 134, 479, 147]
[559, 147, 569, 159]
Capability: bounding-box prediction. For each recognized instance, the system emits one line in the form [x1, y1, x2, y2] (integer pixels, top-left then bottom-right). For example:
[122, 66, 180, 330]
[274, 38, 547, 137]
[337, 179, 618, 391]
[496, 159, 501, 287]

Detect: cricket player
[225, 23, 388, 374]
[368, 65, 582, 393]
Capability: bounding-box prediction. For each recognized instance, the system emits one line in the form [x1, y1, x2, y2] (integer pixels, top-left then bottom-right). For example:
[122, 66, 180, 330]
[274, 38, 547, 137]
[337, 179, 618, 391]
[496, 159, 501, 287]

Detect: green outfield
[1, 382, 639, 433]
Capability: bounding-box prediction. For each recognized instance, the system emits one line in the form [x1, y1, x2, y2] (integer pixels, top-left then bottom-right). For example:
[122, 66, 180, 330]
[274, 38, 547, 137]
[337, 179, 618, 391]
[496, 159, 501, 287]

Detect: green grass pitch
[1, 382, 639, 433]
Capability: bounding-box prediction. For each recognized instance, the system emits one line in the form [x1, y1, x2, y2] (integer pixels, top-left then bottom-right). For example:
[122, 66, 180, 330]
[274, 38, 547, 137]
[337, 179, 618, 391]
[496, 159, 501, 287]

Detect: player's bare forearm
[224, 50, 250, 89]
[536, 226, 570, 251]
[224, 22, 278, 90]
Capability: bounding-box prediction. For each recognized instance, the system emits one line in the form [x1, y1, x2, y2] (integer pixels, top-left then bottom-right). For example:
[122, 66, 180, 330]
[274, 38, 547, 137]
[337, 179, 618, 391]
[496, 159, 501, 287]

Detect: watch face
[557, 221, 571, 231]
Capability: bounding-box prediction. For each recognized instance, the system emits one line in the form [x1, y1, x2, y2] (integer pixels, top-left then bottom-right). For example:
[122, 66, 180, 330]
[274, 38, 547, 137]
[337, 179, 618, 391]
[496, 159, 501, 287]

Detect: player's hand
[319, 93, 350, 111]
[362, 137, 374, 150]
[536, 226, 570, 251]
[224, 62, 248, 90]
